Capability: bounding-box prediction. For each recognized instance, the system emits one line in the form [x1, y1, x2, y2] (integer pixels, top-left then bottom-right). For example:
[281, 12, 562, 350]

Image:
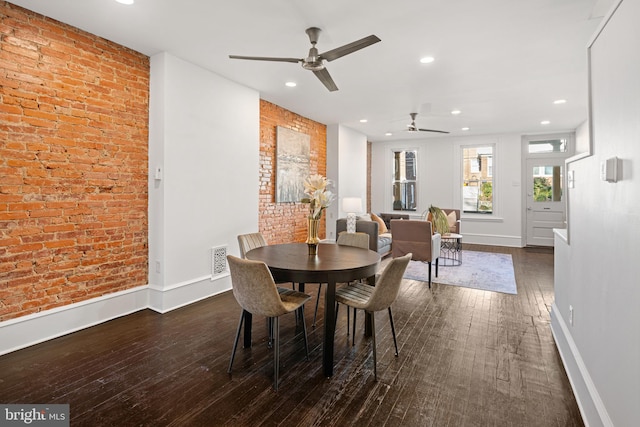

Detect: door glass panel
[532, 165, 562, 202]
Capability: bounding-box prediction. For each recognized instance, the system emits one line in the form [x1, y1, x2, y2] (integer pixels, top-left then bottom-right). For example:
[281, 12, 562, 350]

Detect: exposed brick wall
[259, 100, 327, 244]
[0, 2, 149, 321]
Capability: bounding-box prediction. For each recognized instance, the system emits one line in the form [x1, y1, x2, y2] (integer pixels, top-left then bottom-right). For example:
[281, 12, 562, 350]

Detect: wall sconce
[342, 197, 363, 233]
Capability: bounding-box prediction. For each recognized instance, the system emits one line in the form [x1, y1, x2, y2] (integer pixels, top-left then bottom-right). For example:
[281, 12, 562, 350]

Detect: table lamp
[342, 197, 363, 233]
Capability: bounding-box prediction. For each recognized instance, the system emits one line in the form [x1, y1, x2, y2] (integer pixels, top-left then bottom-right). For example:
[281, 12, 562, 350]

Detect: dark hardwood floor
[0, 245, 583, 426]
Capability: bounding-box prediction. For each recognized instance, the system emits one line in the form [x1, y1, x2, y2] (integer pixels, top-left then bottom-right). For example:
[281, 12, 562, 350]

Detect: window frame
[460, 143, 496, 216]
[391, 148, 419, 212]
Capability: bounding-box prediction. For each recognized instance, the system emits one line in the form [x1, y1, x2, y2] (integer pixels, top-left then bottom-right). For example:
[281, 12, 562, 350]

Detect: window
[392, 150, 417, 211]
[528, 138, 567, 154]
[462, 145, 493, 213]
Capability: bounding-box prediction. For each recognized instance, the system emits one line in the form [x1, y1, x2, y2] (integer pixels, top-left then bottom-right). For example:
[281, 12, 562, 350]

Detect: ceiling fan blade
[319, 35, 381, 62]
[406, 113, 448, 133]
[418, 128, 450, 134]
[229, 55, 301, 63]
[312, 68, 338, 92]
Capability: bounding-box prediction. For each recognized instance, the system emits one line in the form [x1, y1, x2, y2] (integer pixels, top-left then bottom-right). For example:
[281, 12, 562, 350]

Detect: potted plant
[427, 205, 450, 235]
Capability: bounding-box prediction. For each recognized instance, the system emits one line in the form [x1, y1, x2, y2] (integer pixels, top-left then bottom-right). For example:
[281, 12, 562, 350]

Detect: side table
[440, 233, 462, 266]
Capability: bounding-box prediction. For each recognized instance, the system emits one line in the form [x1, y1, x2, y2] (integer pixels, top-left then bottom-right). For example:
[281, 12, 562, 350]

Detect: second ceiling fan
[229, 27, 380, 92]
[405, 113, 449, 134]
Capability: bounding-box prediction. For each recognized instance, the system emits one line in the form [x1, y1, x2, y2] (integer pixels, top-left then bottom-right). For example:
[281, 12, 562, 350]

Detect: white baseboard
[0, 286, 149, 356]
[461, 232, 523, 247]
[148, 273, 231, 313]
[0, 274, 232, 356]
[550, 303, 613, 427]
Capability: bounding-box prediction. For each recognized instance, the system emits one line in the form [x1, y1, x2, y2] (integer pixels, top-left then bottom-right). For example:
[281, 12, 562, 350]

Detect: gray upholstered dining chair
[312, 231, 370, 328]
[237, 232, 268, 258]
[227, 255, 311, 391]
[238, 233, 296, 291]
[334, 252, 412, 380]
[238, 232, 297, 347]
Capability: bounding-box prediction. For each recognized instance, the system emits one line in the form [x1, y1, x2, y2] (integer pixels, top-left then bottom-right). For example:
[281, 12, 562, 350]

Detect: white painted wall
[326, 124, 368, 240]
[575, 120, 590, 155]
[552, 1, 640, 425]
[148, 52, 260, 310]
[370, 133, 523, 246]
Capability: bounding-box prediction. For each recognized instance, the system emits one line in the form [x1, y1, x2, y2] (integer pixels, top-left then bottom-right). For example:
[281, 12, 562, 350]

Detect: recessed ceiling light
[451, 109, 461, 115]
[115, 0, 134, 4]
[385, 132, 393, 136]
[541, 120, 551, 125]
[420, 56, 435, 64]
[359, 119, 368, 123]
[461, 127, 470, 131]
[553, 99, 567, 104]
[285, 81, 297, 87]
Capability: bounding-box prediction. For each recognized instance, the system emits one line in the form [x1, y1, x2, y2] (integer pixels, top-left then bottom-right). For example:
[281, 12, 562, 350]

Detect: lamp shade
[342, 197, 362, 213]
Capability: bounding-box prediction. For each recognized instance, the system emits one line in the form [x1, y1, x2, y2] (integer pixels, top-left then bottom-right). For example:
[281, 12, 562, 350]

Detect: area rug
[402, 250, 517, 294]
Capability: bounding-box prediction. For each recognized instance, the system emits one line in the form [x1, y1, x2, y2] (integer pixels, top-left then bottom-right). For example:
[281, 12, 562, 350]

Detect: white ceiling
[9, 0, 612, 142]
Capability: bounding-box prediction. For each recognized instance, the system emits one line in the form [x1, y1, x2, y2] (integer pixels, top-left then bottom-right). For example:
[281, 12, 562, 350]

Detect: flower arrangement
[301, 174, 335, 220]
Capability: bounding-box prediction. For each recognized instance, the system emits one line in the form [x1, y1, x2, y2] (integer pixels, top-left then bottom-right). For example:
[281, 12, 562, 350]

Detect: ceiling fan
[406, 113, 449, 134]
[229, 27, 381, 92]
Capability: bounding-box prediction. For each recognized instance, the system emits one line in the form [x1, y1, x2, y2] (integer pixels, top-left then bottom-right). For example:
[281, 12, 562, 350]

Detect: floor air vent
[211, 245, 229, 279]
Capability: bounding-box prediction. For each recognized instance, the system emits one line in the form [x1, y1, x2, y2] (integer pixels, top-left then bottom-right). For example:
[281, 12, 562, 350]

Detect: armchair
[390, 219, 441, 288]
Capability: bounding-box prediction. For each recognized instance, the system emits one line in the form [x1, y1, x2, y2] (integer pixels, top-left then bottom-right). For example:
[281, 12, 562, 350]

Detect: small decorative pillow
[447, 211, 457, 232]
[357, 213, 372, 222]
[370, 212, 388, 234]
[426, 212, 435, 235]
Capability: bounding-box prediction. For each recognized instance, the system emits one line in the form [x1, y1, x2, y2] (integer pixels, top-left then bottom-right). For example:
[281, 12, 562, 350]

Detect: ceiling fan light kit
[229, 27, 380, 92]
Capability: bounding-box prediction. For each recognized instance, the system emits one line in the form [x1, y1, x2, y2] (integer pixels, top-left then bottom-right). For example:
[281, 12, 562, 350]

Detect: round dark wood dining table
[246, 242, 381, 377]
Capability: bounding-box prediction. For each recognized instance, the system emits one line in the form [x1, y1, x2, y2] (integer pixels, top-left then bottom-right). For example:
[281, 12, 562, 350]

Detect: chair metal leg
[428, 261, 432, 289]
[352, 308, 357, 346]
[267, 317, 273, 349]
[273, 316, 279, 391]
[435, 259, 439, 278]
[300, 306, 309, 360]
[313, 284, 322, 327]
[347, 306, 350, 336]
[388, 307, 399, 357]
[228, 310, 245, 373]
[371, 311, 377, 381]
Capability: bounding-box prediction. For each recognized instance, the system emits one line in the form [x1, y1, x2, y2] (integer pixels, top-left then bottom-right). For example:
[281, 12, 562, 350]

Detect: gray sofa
[336, 218, 393, 257]
[379, 213, 410, 230]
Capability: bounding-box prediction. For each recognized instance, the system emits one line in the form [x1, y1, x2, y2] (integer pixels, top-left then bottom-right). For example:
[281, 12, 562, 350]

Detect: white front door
[525, 159, 566, 246]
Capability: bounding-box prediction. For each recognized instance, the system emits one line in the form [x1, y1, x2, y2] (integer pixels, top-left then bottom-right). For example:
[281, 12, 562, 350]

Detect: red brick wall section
[0, 2, 149, 321]
[259, 100, 327, 244]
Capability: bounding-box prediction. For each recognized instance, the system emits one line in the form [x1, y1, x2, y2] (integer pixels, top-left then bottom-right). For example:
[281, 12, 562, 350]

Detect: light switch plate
[600, 157, 618, 182]
[567, 170, 575, 188]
